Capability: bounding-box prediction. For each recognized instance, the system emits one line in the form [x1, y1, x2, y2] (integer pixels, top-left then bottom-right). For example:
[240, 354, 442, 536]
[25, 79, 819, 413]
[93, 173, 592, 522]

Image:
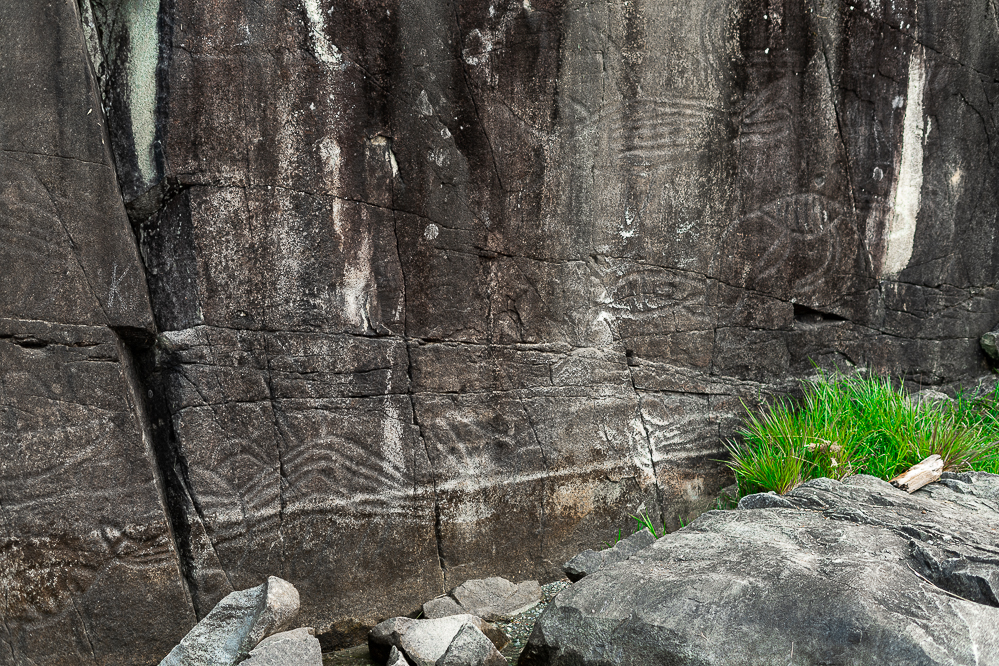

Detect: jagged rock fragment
[422, 595, 467, 620]
[368, 614, 509, 665]
[159, 576, 300, 666]
[451, 577, 542, 621]
[242, 627, 322, 666]
[435, 622, 507, 666]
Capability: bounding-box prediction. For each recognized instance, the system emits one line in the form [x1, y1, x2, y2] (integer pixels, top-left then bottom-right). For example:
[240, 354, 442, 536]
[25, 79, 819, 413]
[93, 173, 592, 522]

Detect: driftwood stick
[891, 454, 943, 493]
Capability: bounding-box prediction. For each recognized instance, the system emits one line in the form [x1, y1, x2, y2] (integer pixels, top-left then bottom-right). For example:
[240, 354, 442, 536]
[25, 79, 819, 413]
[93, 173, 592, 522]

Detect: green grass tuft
[725, 371, 999, 498]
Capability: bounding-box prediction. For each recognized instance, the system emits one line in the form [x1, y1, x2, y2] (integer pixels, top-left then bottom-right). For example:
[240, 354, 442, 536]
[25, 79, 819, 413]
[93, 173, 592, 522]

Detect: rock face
[0, 1, 194, 664]
[4, 0, 999, 662]
[521, 473, 999, 665]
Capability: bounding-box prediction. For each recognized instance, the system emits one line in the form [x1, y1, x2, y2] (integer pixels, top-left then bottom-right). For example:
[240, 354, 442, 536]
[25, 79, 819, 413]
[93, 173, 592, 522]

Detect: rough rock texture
[423, 595, 468, 620]
[242, 628, 323, 666]
[369, 615, 510, 665]
[435, 623, 508, 666]
[562, 528, 657, 582]
[160, 576, 300, 666]
[450, 577, 542, 621]
[0, 1, 194, 664]
[5, 0, 999, 661]
[521, 473, 999, 665]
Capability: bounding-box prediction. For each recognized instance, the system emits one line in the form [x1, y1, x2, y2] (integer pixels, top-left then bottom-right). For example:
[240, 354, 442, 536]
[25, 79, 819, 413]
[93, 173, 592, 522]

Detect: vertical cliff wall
[2, 0, 999, 662]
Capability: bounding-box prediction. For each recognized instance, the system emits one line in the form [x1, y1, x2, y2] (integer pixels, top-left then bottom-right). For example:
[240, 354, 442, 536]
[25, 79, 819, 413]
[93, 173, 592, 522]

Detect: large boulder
[521, 473, 999, 665]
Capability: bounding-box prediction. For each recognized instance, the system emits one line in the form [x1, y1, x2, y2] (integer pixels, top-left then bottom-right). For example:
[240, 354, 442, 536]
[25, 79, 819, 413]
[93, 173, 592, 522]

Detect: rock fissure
[112, 329, 200, 616]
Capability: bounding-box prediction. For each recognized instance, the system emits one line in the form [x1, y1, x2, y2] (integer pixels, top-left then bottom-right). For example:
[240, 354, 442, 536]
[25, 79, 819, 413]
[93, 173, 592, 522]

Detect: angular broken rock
[981, 328, 999, 361]
[435, 622, 507, 666]
[522, 474, 999, 666]
[562, 528, 656, 582]
[422, 595, 466, 620]
[387, 646, 408, 666]
[160, 576, 300, 666]
[451, 577, 542, 621]
[242, 627, 322, 666]
[369, 614, 509, 665]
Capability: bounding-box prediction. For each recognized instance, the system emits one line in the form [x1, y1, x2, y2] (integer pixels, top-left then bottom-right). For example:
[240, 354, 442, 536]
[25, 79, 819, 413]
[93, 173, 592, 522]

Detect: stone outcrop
[521, 473, 999, 665]
[4, 0, 999, 662]
[0, 1, 193, 664]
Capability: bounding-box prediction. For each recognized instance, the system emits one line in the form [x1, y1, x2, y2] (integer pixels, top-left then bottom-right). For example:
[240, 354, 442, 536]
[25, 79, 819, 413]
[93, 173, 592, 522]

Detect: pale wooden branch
[891, 454, 943, 493]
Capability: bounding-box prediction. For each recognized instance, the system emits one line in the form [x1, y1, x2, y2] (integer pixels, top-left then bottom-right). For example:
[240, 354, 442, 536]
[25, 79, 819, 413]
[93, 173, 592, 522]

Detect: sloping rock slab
[521, 474, 999, 666]
[562, 528, 657, 582]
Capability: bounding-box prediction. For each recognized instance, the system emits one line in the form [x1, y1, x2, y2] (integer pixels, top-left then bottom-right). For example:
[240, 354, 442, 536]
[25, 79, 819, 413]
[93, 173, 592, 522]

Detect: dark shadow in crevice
[793, 303, 848, 327]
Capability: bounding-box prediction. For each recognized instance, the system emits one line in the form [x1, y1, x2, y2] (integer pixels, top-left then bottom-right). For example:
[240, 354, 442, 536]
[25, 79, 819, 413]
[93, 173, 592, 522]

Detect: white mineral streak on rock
[417, 90, 434, 116]
[882, 48, 926, 276]
[342, 232, 373, 330]
[302, 0, 342, 66]
[320, 136, 342, 183]
[381, 399, 407, 483]
[127, 0, 159, 183]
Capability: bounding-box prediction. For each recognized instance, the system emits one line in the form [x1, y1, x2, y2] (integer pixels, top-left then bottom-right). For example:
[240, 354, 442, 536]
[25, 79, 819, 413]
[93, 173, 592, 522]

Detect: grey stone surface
[981, 329, 999, 361]
[451, 577, 542, 622]
[736, 491, 796, 510]
[0, 2, 191, 665]
[422, 596, 467, 620]
[387, 646, 408, 666]
[6, 0, 999, 661]
[911, 389, 952, 407]
[521, 473, 999, 665]
[160, 576, 300, 666]
[243, 628, 322, 666]
[435, 623, 507, 666]
[369, 615, 509, 666]
[562, 528, 657, 582]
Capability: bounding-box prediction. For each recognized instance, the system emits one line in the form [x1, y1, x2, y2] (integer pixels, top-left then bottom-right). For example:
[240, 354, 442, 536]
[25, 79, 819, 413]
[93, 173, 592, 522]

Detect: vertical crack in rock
[625, 352, 663, 526]
[404, 342, 447, 592]
[814, 35, 859, 223]
[112, 327, 199, 616]
[452, 4, 505, 194]
[262, 334, 289, 578]
[68, 592, 98, 663]
[500, 351, 550, 561]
